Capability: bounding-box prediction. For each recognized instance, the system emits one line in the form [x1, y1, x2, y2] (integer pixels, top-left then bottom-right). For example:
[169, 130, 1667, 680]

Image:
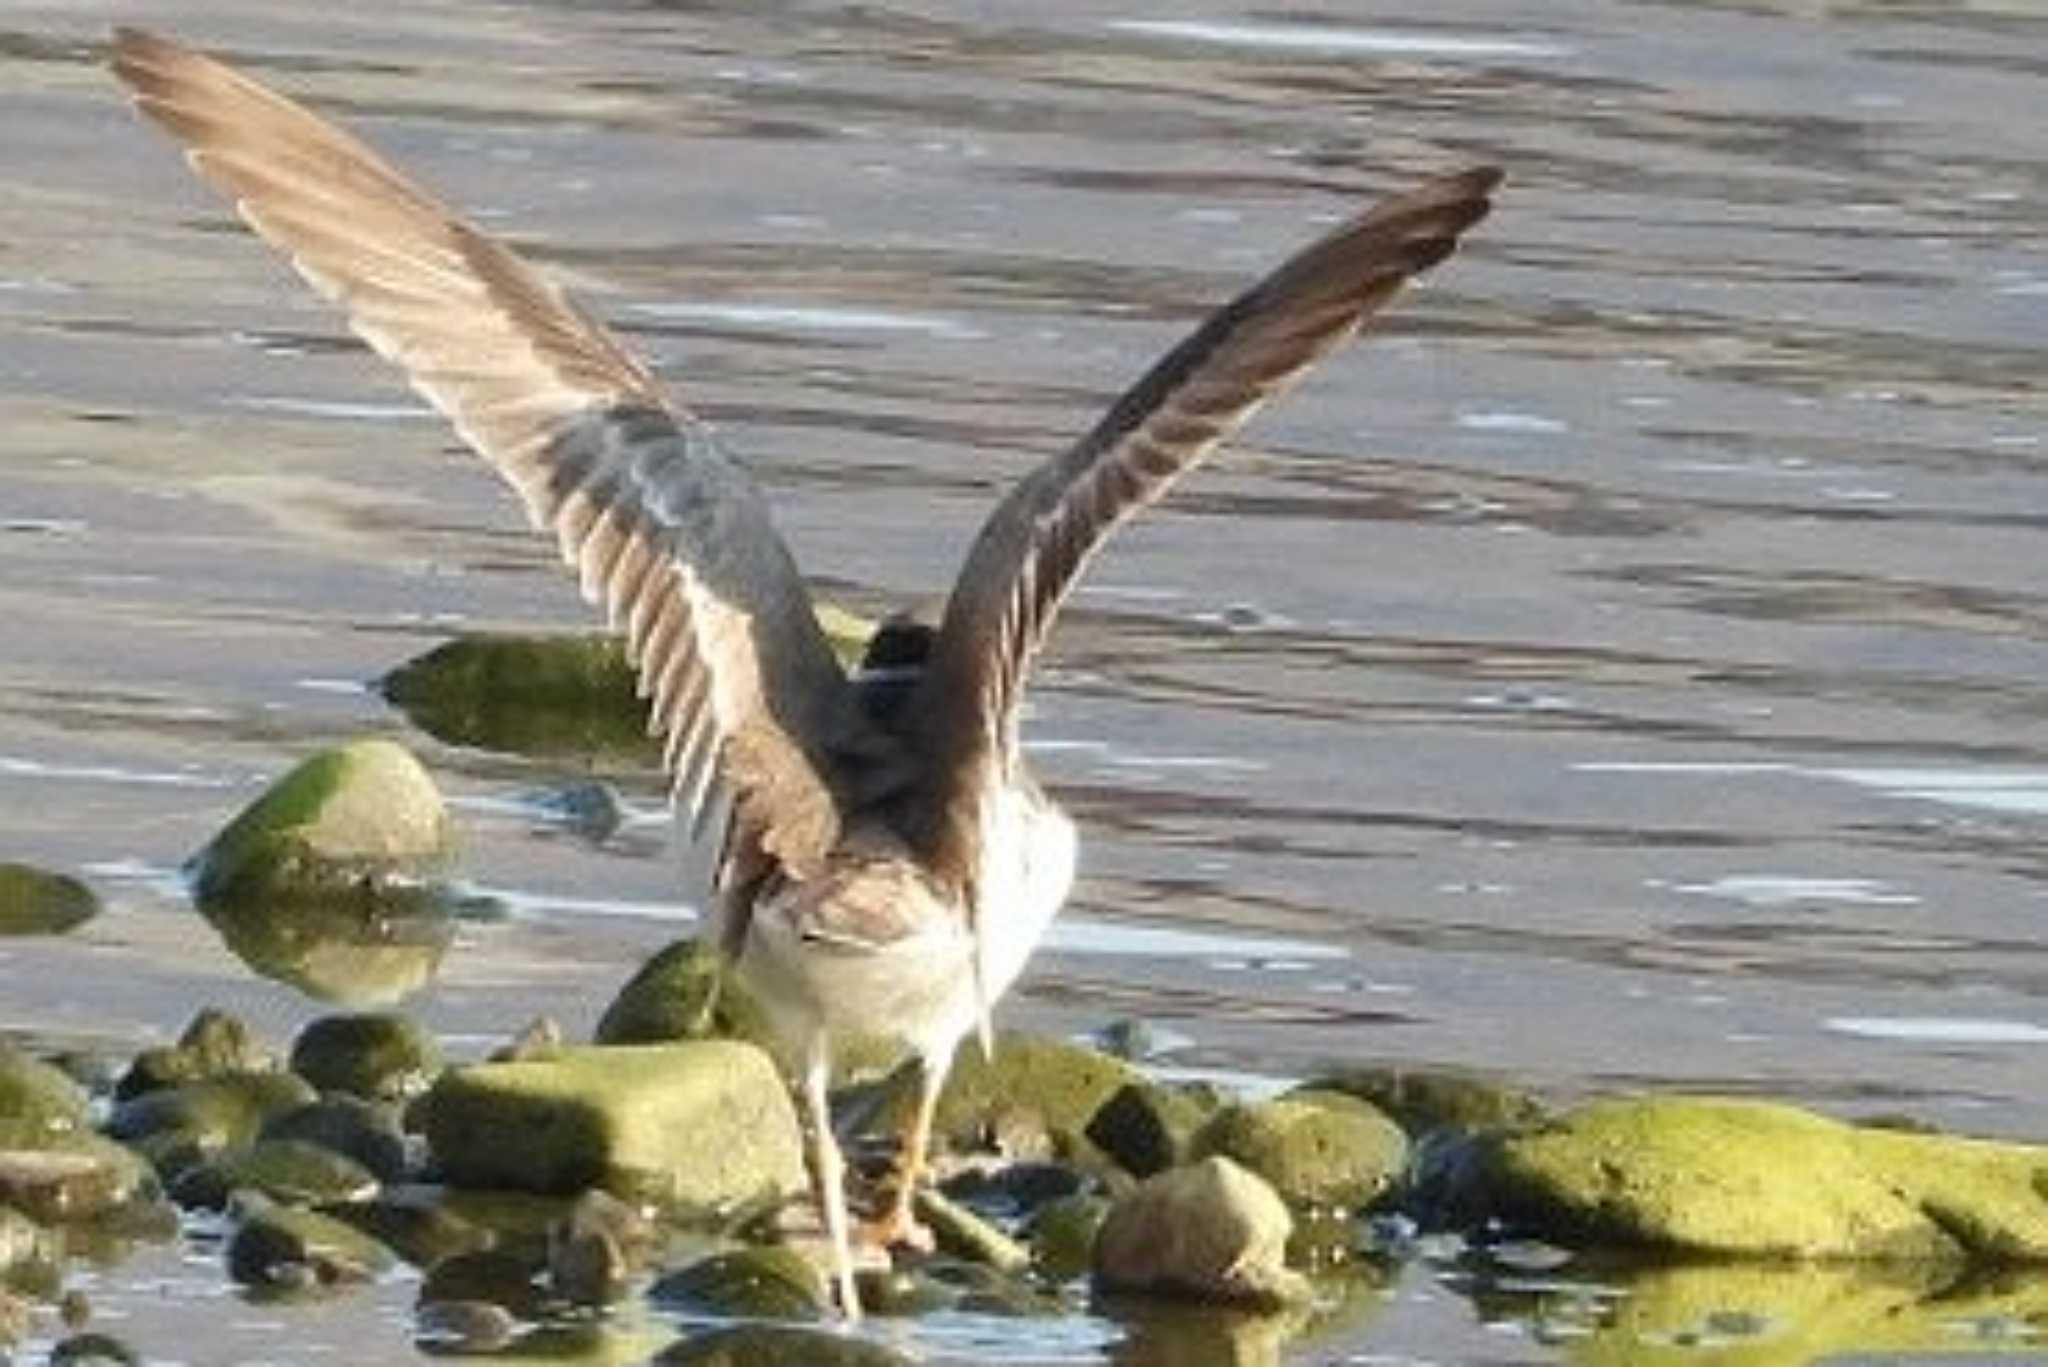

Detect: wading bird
[110, 26, 1497, 1319]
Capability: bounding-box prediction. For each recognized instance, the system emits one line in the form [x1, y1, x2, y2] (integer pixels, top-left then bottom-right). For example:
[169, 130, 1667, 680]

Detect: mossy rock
[106, 1071, 319, 1161]
[290, 1013, 442, 1102]
[1305, 1065, 1547, 1139]
[0, 1139, 155, 1224]
[649, 1245, 828, 1320]
[261, 1096, 410, 1183]
[1093, 1156, 1311, 1310]
[896, 1032, 1144, 1158]
[1190, 1091, 1408, 1211]
[226, 1195, 395, 1289]
[653, 1324, 914, 1367]
[0, 1046, 92, 1149]
[594, 938, 774, 1049]
[1435, 1094, 2048, 1261]
[419, 1042, 806, 1210]
[115, 1009, 272, 1102]
[173, 1139, 379, 1211]
[189, 738, 453, 905]
[0, 863, 98, 936]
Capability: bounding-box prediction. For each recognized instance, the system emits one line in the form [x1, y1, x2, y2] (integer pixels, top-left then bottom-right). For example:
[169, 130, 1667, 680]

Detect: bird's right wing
[110, 27, 868, 872]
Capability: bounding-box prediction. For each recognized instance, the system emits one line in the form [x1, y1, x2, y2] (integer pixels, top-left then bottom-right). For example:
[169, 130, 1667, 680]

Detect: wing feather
[111, 27, 869, 869]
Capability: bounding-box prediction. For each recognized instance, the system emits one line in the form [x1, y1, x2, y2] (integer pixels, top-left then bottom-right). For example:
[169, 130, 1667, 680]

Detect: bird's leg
[801, 1039, 862, 1321]
[860, 1054, 945, 1254]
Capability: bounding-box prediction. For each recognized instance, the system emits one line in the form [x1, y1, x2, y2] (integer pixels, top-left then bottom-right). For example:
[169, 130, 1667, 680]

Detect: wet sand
[1, 1, 2045, 1361]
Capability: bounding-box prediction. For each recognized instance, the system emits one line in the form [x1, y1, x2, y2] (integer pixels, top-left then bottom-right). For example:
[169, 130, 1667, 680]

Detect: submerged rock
[1429, 1094, 2048, 1261]
[653, 1324, 913, 1367]
[1093, 1156, 1311, 1310]
[0, 863, 98, 936]
[189, 738, 453, 904]
[290, 1012, 442, 1102]
[419, 1042, 806, 1209]
[1189, 1091, 1408, 1211]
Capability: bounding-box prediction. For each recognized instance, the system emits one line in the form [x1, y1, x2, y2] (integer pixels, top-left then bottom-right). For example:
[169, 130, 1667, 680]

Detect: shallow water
[1, 0, 2045, 1361]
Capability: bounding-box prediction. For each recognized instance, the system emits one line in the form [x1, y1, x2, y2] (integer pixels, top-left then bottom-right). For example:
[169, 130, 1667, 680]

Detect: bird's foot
[856, 1200, 935, 1256]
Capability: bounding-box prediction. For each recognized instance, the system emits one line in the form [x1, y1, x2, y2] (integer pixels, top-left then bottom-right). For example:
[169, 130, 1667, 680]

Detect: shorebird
[110, 27, 1498, 1319]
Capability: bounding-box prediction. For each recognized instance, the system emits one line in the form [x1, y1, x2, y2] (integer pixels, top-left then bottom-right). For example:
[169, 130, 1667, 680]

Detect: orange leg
[859, 1057, 944, 1253]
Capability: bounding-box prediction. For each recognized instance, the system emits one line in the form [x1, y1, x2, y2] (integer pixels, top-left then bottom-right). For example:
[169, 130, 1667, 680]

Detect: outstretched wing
[110, 27, 866, 873]
[913, 167, 1502, 892]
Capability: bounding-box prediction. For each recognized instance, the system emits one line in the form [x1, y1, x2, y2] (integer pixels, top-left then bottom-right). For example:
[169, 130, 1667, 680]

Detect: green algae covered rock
[914, 1032, 1145, 1158]
[226, 1194, 395, 1289]
[650, 1245, 828, 1320]
[189, 738, 453, 905]
[0, 863, 98, 936]
[107, 1071, 319, 1161]
[1093, 1155, 1310, 1310]
[290, 1012, 442, 1102]
[1304, 1065, 1547, 1139]
[0, 1046, 92, 1149]
[419, 1042, 805, 1210]
[115, 1009, 272, 1102]
[174, 1139, 379, 1211]
[595, 937, 776, 1049]
[1436, 1094, 2048, 1261]
[1190, 1090, 1408, 1211]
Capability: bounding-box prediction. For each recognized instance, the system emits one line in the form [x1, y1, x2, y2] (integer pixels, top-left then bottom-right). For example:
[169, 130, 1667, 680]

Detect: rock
[226, 1194, 395, 1289]
[172, 1139, 378, 1211]
[189, 738, 453, 905]
[115, 1009, 272, 1102]
[261, 1096, 410, 1183]
[490, 1016, 563, 1064]
[418, 1249, 548, 1318]
[904, 1033, 1144, 1160]
[1427, 1094, 2048, 1261]
[1085, 1081, 1213, 1178]
[914, 1187, 1030, 1272]
[290, 1013, 442, 1102]
[1027, 1193, 1111, 1281]
[653, 1324, 914, 1367]
[324, 1184, 496, 1270]
[107, 1071, 318, 1161]
[595, 938, 772, 1049]
[1093, 1156, 1312, 1310]
[415, 1298, 519, 1354]
[0, 863, 98, 936]
[419, 1042, 806, 1209]
[0, 1285, 29, 1346]
[1305, 1066, 1547, 1139]
[48, 1331, 139, 1366]
[0, 1142, 155, 1224]
[1190, 1091, 1408, 1211]
[650, 1245, 828, 1320]
[0, 1045, 92, 1148]
[547, 1189, 655, 1304]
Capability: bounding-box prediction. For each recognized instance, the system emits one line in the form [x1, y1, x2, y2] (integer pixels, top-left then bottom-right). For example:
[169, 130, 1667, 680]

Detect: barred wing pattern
[914, 168, 1501, 894]
[111, 28, 862, 873]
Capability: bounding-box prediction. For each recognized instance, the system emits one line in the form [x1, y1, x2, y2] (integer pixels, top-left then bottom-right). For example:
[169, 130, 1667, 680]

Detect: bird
[109, 26, 1499, 1319]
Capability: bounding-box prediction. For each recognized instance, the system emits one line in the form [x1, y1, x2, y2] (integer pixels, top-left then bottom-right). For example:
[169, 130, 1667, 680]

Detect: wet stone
[115, 1008, 272, 1102]
[189, 738, 452, 905]
[324, 1184, 495, 1270]
[106, 1071, 318, 1160]
[419, 1042, 806, 1209]
[415, 1298, 519, 1355]
[546, 1189, 654, 1304]
[653, 1324, 914, 1367]
[171, 1139, 378, 1212]
[1085, 1080, 1213, 1178]
[1093, 1156, 1312, 1310]
[1027, 1193, 1112, 1282]
[227, 1195, 395, 1290]
[0, 862, 98, 936]
[1305, 1066, 1547, 1139]
[290, 1012, 442, 1103]
[650, 1245, 828, 1320]
[48, 1331, 139, 1367]
[261, 1095, 410, 1183]
[1190, 1091, 1409, 1211]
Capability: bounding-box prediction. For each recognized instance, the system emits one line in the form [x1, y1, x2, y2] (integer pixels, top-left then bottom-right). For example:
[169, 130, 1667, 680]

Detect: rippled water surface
[2, 1, 2045, 1362]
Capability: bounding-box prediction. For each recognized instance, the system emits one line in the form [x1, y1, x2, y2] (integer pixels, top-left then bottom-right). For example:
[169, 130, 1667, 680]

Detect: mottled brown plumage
[109, 25, 1499, 1319]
